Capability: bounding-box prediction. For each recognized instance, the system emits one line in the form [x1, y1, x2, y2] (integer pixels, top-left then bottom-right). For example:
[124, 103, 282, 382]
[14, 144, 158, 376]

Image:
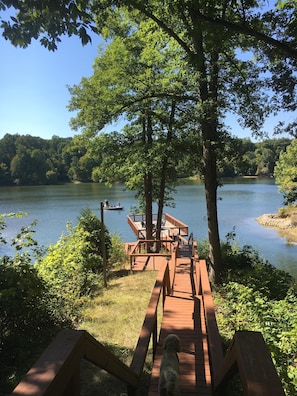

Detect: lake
[1, 179, 297, 279]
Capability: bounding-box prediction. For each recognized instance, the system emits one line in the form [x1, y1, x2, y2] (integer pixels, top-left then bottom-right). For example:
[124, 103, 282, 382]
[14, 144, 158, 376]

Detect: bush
[37, 224, 100, 323]
[208, 233, 297, 395]
[37, 209, 112, 323]
[109, 233, 129, 270]
[77, 208, 112, 274]
[0, 214, 61, 394]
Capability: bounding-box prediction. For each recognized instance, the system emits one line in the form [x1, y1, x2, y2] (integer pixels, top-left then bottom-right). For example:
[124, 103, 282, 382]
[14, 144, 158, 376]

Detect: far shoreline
[256, 213, 297, 244]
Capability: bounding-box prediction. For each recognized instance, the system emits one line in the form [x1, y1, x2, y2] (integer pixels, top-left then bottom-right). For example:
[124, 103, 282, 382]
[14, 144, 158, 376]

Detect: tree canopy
[2, 0, 297, 283]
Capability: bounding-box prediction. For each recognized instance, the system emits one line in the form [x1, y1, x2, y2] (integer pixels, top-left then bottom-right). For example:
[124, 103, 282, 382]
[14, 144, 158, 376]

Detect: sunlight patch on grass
[80, 270, 157, 353]
[78, 269, 158, 395]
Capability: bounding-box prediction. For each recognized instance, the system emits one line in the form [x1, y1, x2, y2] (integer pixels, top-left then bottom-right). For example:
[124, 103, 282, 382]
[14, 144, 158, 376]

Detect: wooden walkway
[132, 244, 212, 395]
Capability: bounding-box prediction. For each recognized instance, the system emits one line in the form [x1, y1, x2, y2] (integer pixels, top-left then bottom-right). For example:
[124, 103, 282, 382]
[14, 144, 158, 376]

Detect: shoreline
[256, 213, 297, 244]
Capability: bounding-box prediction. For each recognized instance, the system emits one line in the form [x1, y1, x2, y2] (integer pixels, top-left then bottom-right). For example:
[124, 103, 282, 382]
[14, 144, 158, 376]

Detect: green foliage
[209, 235, 297, 395]
[0, 210, 126, 393]
[108, 233, 129, 269]
[0, 214, 61, 394]
[0, 134, 74, 186]
[38, 227, 97, 322]
[274, 139, 297, 204]
[78, 208, 111, 271]
[37, 209, 111, 322]
[0, 133, 292, 185]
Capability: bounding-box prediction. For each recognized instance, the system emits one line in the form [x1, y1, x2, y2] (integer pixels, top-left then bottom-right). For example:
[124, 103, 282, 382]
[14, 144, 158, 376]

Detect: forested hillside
[0, 133, 291, 186]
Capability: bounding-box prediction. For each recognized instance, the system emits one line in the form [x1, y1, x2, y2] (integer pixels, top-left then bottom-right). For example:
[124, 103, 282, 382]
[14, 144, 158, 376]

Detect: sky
[0, 9, 295, 142]
[0, 30, 105, 140]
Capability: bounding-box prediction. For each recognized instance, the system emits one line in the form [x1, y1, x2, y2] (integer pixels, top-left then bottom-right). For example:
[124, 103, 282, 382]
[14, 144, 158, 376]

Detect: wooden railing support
[129, 262, 171, 380]
[12, 330, 139, 396]
[12, 261, 173, 396]
[195, 259, 224, 387]
[214, 331, 285, 396]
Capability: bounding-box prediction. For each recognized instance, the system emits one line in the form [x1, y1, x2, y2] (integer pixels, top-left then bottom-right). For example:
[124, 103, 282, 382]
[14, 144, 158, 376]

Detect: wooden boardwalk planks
[148, 256, 212, 396]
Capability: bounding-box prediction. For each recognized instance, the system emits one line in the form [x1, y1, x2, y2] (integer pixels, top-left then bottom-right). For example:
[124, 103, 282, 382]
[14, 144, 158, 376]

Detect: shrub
[109, 233, 129, 270]
[37, 209, 112, 323]
[0, 214, 61, 394]
[37, 224, 100, 323]
[209, 233, 297, 395]
[78, 208, 112, 273]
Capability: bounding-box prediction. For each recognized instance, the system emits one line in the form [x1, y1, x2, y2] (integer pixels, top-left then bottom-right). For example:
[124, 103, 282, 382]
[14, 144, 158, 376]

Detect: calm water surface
[1, 179, 296, 279]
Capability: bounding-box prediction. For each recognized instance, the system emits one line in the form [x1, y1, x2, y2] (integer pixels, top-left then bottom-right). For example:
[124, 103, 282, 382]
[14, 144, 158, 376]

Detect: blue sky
[0, 9, 295, 141]
[0, 31, 104, 139]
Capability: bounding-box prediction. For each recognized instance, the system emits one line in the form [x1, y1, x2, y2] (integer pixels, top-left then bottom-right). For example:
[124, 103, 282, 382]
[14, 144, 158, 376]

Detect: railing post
[152, 314, 158, 360]
[62, 367, 80, 396]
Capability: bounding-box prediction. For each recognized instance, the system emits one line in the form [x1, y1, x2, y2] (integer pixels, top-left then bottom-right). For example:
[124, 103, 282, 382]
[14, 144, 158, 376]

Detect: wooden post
[100, 202, 107, 287]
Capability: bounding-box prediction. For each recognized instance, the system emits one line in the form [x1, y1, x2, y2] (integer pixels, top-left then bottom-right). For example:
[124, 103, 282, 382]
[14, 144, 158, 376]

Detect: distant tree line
[0, 133, 292, 186]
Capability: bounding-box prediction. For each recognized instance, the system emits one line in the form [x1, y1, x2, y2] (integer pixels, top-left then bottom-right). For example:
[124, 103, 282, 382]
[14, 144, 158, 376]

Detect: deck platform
[127, 213, 189, 240]
[147, 251, 212, 395]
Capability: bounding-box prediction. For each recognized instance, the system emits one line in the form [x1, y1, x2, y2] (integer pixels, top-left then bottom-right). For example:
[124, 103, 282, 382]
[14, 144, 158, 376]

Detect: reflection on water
[1, 179, 296, 279]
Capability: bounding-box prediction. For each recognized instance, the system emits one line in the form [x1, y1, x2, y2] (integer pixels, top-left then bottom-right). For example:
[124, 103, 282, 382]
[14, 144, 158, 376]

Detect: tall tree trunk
[143, 113, 153, 251]
[156, 101, 176, 245]
[201, 124, 222, 283]
[191, 11, 223, 283]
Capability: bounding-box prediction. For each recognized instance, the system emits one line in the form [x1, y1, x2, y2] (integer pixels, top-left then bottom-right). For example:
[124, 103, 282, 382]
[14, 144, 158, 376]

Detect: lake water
[1, 179, 297, 279]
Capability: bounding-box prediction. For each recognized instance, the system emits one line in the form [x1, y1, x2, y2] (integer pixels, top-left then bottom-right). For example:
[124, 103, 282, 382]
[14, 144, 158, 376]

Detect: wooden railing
[127, 213, 188, 240]
[128, 261, 171, 393]
[164, 213, 188, 237]
[12, 330, 138, 396]
[128, 238, 178, 272]
[127, 214, 160, 239]
[193, 252, 285, 396]
[11, 263, 172, 396]
[214, 331, 285, 396]
[193, 258, 224, 388]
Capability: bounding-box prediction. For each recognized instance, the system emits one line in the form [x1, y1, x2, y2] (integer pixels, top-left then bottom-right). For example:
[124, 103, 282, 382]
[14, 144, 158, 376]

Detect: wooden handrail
[12, 329, 138, 396]
[12, 263, 172, 396]
[193, 259, 224, 390]
[199, 260, 224, 383]
[194, 258, 285, 396]
[129, 262, 171, 381]
[214, 331, 285, 396]
[164, 213, 188, 236]
[129, 239, 177, 271]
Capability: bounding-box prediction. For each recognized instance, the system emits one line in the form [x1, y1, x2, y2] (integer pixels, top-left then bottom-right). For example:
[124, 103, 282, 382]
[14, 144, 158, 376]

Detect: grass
[78, 267, 158, 396]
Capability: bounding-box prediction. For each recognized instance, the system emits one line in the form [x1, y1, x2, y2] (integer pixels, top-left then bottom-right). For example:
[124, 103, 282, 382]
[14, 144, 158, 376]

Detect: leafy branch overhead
[1, 1, 297, 58]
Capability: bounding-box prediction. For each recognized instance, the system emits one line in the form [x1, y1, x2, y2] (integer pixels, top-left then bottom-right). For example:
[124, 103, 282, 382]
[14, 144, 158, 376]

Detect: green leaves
[212, 237, 297, 395]
[274, 139, 297, 204]
[37, 209, 111, 321]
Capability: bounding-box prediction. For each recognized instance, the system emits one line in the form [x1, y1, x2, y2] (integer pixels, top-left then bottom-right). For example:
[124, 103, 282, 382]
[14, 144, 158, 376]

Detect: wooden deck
[127, 213, 189, 240]
[148, 251, 212, 395]
[131, 242, 212, 395]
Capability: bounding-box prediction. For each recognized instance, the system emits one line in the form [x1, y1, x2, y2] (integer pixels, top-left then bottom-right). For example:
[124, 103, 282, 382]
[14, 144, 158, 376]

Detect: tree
[2, 1, 297, 283]
[274, 139, 297, 204]
[68, 25, 201, 243]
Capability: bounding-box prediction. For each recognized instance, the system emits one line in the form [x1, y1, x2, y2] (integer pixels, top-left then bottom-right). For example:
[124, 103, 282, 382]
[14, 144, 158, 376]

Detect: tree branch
[196, 10, 297, 59]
